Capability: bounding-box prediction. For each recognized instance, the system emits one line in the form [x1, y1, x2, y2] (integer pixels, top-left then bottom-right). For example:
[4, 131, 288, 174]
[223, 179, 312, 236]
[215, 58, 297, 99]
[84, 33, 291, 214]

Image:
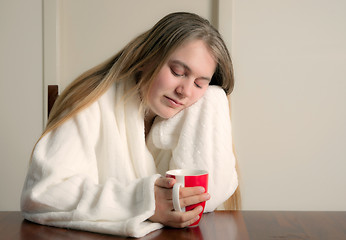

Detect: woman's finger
[168, 205, 204, 228]
[155, 177, 176, 188]
[179, 193, 210, 209]
[179, 186, 206, 198]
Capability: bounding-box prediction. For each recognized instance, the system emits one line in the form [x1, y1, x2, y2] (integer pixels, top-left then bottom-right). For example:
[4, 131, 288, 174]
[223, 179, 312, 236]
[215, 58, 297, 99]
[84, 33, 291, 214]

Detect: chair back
[48, 85, 59, 117]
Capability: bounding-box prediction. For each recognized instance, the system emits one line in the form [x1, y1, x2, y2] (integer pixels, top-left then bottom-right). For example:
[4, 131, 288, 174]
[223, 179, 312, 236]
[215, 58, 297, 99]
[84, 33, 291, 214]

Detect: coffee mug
[165, 169, 208, 226]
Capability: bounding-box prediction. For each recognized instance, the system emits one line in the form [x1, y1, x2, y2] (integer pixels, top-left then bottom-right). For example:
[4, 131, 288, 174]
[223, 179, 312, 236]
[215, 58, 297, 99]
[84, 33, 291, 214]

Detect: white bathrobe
[20, 78, 238, 238]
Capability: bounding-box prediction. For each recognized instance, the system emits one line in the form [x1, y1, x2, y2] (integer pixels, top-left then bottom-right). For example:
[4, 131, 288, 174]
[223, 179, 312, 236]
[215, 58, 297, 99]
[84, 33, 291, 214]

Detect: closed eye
[170, 68, 185, 77]
[194, 82, 202, 88]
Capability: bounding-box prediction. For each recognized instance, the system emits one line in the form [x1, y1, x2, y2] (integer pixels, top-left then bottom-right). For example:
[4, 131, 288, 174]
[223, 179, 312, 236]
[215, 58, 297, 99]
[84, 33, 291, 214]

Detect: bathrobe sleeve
[148, 86, 238, 211]
[21, 100, 162, 238]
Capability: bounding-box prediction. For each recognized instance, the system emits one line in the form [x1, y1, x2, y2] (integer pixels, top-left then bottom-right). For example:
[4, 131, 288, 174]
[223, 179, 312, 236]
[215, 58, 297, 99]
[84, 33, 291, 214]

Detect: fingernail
[199, 187, 205, 193]
[204, 193, 210, 200]
[167, 179, 175, 186]
[197, 206, 203, 212]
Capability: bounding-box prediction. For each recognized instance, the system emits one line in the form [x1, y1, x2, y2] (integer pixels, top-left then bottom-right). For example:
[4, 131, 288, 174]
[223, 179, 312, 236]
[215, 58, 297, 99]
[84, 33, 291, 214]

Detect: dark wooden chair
[48, 85, 59, 117]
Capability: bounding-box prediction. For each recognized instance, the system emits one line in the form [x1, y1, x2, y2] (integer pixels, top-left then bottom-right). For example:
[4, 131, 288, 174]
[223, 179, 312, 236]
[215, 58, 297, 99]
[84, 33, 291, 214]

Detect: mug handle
[172, 183, 185, 212]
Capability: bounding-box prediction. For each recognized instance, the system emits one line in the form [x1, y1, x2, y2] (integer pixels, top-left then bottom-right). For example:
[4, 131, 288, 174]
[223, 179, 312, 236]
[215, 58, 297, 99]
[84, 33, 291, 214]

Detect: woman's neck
[144, 110, 156, 138]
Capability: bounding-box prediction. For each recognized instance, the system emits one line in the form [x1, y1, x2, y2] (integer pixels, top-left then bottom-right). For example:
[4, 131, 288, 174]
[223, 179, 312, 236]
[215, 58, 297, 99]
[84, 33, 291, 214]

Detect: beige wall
[1, 0, 345, 211]
[0, 0, 43, 210]
[231, 0, 346, 210]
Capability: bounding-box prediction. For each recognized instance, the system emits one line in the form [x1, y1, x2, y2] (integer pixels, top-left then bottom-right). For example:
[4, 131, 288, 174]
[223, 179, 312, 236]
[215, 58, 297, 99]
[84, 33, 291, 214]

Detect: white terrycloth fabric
[21, 79, 238, 238]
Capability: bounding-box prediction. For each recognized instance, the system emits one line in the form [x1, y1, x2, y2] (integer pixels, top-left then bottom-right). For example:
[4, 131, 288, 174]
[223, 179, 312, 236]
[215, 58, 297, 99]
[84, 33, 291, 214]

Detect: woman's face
[146, 39, 216, 119]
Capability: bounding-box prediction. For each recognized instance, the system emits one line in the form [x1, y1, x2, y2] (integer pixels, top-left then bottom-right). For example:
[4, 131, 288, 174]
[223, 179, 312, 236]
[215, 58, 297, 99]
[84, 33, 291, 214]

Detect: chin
[157, 110, 180, 119]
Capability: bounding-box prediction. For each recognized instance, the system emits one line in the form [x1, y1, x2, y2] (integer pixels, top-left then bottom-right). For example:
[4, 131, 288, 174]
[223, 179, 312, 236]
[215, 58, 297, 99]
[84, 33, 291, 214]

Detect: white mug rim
[166, 169, 208, 177]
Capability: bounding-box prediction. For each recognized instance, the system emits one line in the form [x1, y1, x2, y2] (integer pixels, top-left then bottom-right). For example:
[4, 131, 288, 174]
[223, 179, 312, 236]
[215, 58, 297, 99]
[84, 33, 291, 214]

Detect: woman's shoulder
[204, 85, 228, 103]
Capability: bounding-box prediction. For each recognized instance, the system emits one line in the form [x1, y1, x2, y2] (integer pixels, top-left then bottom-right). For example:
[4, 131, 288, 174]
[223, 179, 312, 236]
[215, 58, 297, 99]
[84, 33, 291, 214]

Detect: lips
[165, 96, 183, 106]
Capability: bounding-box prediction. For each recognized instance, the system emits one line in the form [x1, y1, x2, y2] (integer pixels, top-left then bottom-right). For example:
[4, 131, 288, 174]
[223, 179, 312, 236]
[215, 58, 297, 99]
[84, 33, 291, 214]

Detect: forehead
[167, 39, 216, 76]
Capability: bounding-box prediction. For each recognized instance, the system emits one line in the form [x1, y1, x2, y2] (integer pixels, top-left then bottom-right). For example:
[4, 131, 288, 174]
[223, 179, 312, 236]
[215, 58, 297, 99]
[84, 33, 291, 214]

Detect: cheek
[151, 71, 175, 92]
[149, 75, 165, 97]
[151, 72, 163, 87]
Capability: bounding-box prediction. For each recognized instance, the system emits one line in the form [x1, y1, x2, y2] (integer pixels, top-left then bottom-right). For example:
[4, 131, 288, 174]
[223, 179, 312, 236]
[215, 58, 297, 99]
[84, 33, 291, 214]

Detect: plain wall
[231, 0, 346, 210]
[0, 0, 43, 210]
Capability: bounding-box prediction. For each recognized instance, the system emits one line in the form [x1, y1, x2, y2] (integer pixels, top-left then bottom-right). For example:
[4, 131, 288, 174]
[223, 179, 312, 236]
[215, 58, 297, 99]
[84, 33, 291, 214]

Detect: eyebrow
[169, 60, 212, 81]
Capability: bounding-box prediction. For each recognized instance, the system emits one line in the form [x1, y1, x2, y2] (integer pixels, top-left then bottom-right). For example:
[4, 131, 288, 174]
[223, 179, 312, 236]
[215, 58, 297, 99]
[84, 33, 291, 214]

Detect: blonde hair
[40, 12, 240, 209]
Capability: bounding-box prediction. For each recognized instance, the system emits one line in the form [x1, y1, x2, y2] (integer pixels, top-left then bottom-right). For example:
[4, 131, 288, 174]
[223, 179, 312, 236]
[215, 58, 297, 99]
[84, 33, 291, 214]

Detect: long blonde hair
[41, 12, 241, 209]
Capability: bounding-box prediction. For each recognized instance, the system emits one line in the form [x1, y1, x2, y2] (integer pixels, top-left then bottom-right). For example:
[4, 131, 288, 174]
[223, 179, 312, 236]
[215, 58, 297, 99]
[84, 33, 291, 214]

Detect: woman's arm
[21, 99, 162, 238]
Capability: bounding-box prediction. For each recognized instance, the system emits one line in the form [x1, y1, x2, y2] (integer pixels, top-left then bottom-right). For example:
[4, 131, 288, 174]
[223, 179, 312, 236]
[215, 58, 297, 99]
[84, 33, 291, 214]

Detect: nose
[175, 79, 193, 98]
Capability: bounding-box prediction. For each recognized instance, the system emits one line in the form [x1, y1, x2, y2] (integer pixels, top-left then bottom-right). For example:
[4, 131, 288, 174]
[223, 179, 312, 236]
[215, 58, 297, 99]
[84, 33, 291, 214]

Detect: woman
[21, 12, 240, 237]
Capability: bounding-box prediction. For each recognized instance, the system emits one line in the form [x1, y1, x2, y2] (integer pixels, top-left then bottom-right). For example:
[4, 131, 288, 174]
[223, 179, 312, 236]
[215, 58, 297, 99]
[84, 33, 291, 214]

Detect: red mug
[166, 169, 209, 226]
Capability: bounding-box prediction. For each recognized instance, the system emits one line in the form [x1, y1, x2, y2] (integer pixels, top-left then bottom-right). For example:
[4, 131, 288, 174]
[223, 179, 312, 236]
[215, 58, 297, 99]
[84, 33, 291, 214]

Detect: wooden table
[1, 211, 345, 239]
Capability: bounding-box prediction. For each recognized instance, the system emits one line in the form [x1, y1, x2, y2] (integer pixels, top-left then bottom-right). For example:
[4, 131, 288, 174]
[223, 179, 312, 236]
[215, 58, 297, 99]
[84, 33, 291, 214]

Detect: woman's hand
[149, 177, 210, 228]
